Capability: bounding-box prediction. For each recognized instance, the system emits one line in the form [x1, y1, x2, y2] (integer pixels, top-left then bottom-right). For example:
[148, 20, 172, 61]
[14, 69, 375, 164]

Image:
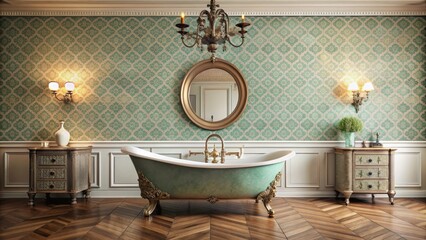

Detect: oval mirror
[181, 58, 248, 130]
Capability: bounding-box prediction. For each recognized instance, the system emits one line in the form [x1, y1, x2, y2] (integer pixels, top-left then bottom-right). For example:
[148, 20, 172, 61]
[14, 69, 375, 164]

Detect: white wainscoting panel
[285, 152, 320, 188]
[4, 152, 29, 188]
[109, 152, 138, 188]
[91, 152, 100, 188]
[325, 152, 335, 187]
[395, 152, 422, 187]
[1, 141, 425, 198]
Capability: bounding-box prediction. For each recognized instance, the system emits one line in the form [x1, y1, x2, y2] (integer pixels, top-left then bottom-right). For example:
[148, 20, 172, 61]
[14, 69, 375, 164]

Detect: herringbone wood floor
[0, 197, 425, 239]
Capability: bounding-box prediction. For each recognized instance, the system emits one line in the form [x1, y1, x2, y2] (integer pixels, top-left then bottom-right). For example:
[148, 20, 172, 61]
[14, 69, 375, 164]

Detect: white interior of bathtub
[121, 146, 295, 169]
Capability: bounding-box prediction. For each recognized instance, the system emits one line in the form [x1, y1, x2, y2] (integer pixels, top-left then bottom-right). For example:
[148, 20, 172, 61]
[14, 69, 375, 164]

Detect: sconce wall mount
[348, 81, 374, 113]
[48, 81, 75, 104]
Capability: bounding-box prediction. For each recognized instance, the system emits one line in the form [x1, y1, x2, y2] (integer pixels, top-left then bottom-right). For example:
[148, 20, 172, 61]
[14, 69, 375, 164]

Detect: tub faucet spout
[205, 134, 225, 163]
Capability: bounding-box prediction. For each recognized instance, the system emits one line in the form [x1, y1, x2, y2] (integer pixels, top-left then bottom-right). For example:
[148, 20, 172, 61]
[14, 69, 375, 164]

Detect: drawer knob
[368, 172, 373, 176]
[49, 184, 54, 189]
[50, 171, 55, 176]
[368, 185, 373, 189]
[368, 159, 373, 163]
[51, 159, 56, 163]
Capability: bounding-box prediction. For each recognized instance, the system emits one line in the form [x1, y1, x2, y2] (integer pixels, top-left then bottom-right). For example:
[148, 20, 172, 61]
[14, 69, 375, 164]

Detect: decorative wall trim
[109, 152, 138, 188]
[1, 141, 425, 199]
[277, 190, 426, 198]
[1, 1, 425, 16]
[90, 152, 100, 188]
[4, 152, 28, 188]
[325, 152, 335, 188]
[394, 152, 422, 187]
[3, 189, 426, 199]
[2, 140, 426, 149]
[286, 152, 320, 188]
[1, 9, 425, 17]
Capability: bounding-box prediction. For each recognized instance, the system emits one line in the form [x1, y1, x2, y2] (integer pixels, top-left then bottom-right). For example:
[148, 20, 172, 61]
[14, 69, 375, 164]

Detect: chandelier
[176, 0, 250, 62]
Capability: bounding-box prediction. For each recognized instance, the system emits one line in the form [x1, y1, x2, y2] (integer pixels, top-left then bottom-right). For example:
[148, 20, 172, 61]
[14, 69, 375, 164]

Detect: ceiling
[0, 0, 425, 16]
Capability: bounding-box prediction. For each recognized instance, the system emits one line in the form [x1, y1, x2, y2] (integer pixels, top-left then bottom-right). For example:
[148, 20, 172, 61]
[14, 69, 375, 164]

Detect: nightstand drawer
[36, 168, 66, 179]
[37, 154, 66, 166]
[354, 154, 388, 165]
[354, 167, 388, 179]
[353, 180, 388, 191]
[36, 180, 67, 191]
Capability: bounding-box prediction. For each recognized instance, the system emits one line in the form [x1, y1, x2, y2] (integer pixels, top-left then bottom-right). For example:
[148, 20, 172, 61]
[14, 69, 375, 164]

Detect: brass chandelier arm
[215, 9, 228, 37]
[217, 10, 229, 38]
[199, 9, 210, 24]
[226, 35, 246, 48]
[180, 36, 198, 48]
[217, 9, 247, 48]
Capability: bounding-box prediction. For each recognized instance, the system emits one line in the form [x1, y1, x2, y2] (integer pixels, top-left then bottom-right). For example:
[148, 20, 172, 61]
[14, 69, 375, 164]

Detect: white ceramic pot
[55, 120, 70, 147]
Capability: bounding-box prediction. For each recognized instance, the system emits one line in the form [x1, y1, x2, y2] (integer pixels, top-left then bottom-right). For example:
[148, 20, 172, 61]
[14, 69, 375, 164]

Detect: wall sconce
[348, 81, 374, 113]
[48, 81, 75, 104]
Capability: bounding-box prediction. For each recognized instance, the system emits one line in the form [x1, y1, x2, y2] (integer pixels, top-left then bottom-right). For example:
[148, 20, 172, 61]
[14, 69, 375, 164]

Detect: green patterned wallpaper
[0, 16, 425, 141]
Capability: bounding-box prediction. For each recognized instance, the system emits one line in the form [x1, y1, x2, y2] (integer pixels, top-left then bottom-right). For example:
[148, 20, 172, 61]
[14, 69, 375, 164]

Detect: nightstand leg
[27, 192, 36, 206]
[343, 191, 352, 206]
[83, 189, 91, 198]
[388, 190, 396, 205]
[70, 193, 77, 204]
[335, 190, 339, 199]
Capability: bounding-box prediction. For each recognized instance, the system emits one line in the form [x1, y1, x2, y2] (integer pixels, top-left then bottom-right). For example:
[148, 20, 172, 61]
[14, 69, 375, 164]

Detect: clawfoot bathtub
[121, 146, 295, 217]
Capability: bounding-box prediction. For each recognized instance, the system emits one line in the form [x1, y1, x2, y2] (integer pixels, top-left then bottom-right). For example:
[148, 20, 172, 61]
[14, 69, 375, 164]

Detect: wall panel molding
[286, 152, 320, 188]
[325, 152, 335, 187]
[395, 152, 422, 187]
[2, 140, 426, 149]
[1, 141, 425, 198]
[1, 0, 425, 16]
[4, 152, 28, 188]
[90, 152, 100, 188]
[109, 152, 138, 188]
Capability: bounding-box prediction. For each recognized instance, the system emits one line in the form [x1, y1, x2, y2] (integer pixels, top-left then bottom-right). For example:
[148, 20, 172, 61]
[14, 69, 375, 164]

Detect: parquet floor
[0, 197, 425, 239]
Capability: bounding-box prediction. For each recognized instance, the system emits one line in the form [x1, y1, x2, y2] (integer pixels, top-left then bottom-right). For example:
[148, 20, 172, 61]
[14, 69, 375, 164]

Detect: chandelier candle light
[176, 0, 250, 62]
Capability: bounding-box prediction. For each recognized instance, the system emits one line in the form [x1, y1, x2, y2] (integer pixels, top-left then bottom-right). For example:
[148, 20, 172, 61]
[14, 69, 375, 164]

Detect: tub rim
[121, 145, 295, 169]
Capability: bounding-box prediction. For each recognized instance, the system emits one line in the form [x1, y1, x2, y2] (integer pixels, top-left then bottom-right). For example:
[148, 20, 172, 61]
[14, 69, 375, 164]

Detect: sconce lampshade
[48, 81, 59, 91]
[65, 82, 75, 92]
[362, 81, 374, 92]
[347, 82, 359, 91]
[347, 81, 374, 113]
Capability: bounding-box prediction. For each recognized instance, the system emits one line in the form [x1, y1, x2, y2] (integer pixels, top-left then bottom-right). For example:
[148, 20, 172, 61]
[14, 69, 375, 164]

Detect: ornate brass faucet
[204, 134, 225, 163]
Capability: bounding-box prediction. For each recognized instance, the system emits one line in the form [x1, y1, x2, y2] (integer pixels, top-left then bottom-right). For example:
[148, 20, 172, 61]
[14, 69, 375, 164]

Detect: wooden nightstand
[335, 147, 396, 205]
[27, 146, 92, 205]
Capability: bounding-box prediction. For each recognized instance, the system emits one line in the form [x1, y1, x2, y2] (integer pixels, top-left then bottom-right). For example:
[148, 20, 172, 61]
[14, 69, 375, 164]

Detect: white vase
[55, 120, 70, 147]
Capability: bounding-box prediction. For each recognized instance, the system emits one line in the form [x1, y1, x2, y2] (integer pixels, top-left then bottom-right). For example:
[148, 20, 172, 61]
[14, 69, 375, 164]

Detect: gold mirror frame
[181, 58, 248, 130]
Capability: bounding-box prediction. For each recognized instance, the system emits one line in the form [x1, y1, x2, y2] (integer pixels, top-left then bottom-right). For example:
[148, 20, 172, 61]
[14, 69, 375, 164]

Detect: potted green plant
[336, 116, 363, 147]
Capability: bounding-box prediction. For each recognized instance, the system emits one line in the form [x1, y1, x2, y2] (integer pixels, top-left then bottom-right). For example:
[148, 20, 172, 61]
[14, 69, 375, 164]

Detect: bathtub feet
[256, 172, 281, 217]
[137, 171, 170, 217]
[257, 194, 275, 217]
[263, 201, 275, 217]
[143, 199, 159, 217]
